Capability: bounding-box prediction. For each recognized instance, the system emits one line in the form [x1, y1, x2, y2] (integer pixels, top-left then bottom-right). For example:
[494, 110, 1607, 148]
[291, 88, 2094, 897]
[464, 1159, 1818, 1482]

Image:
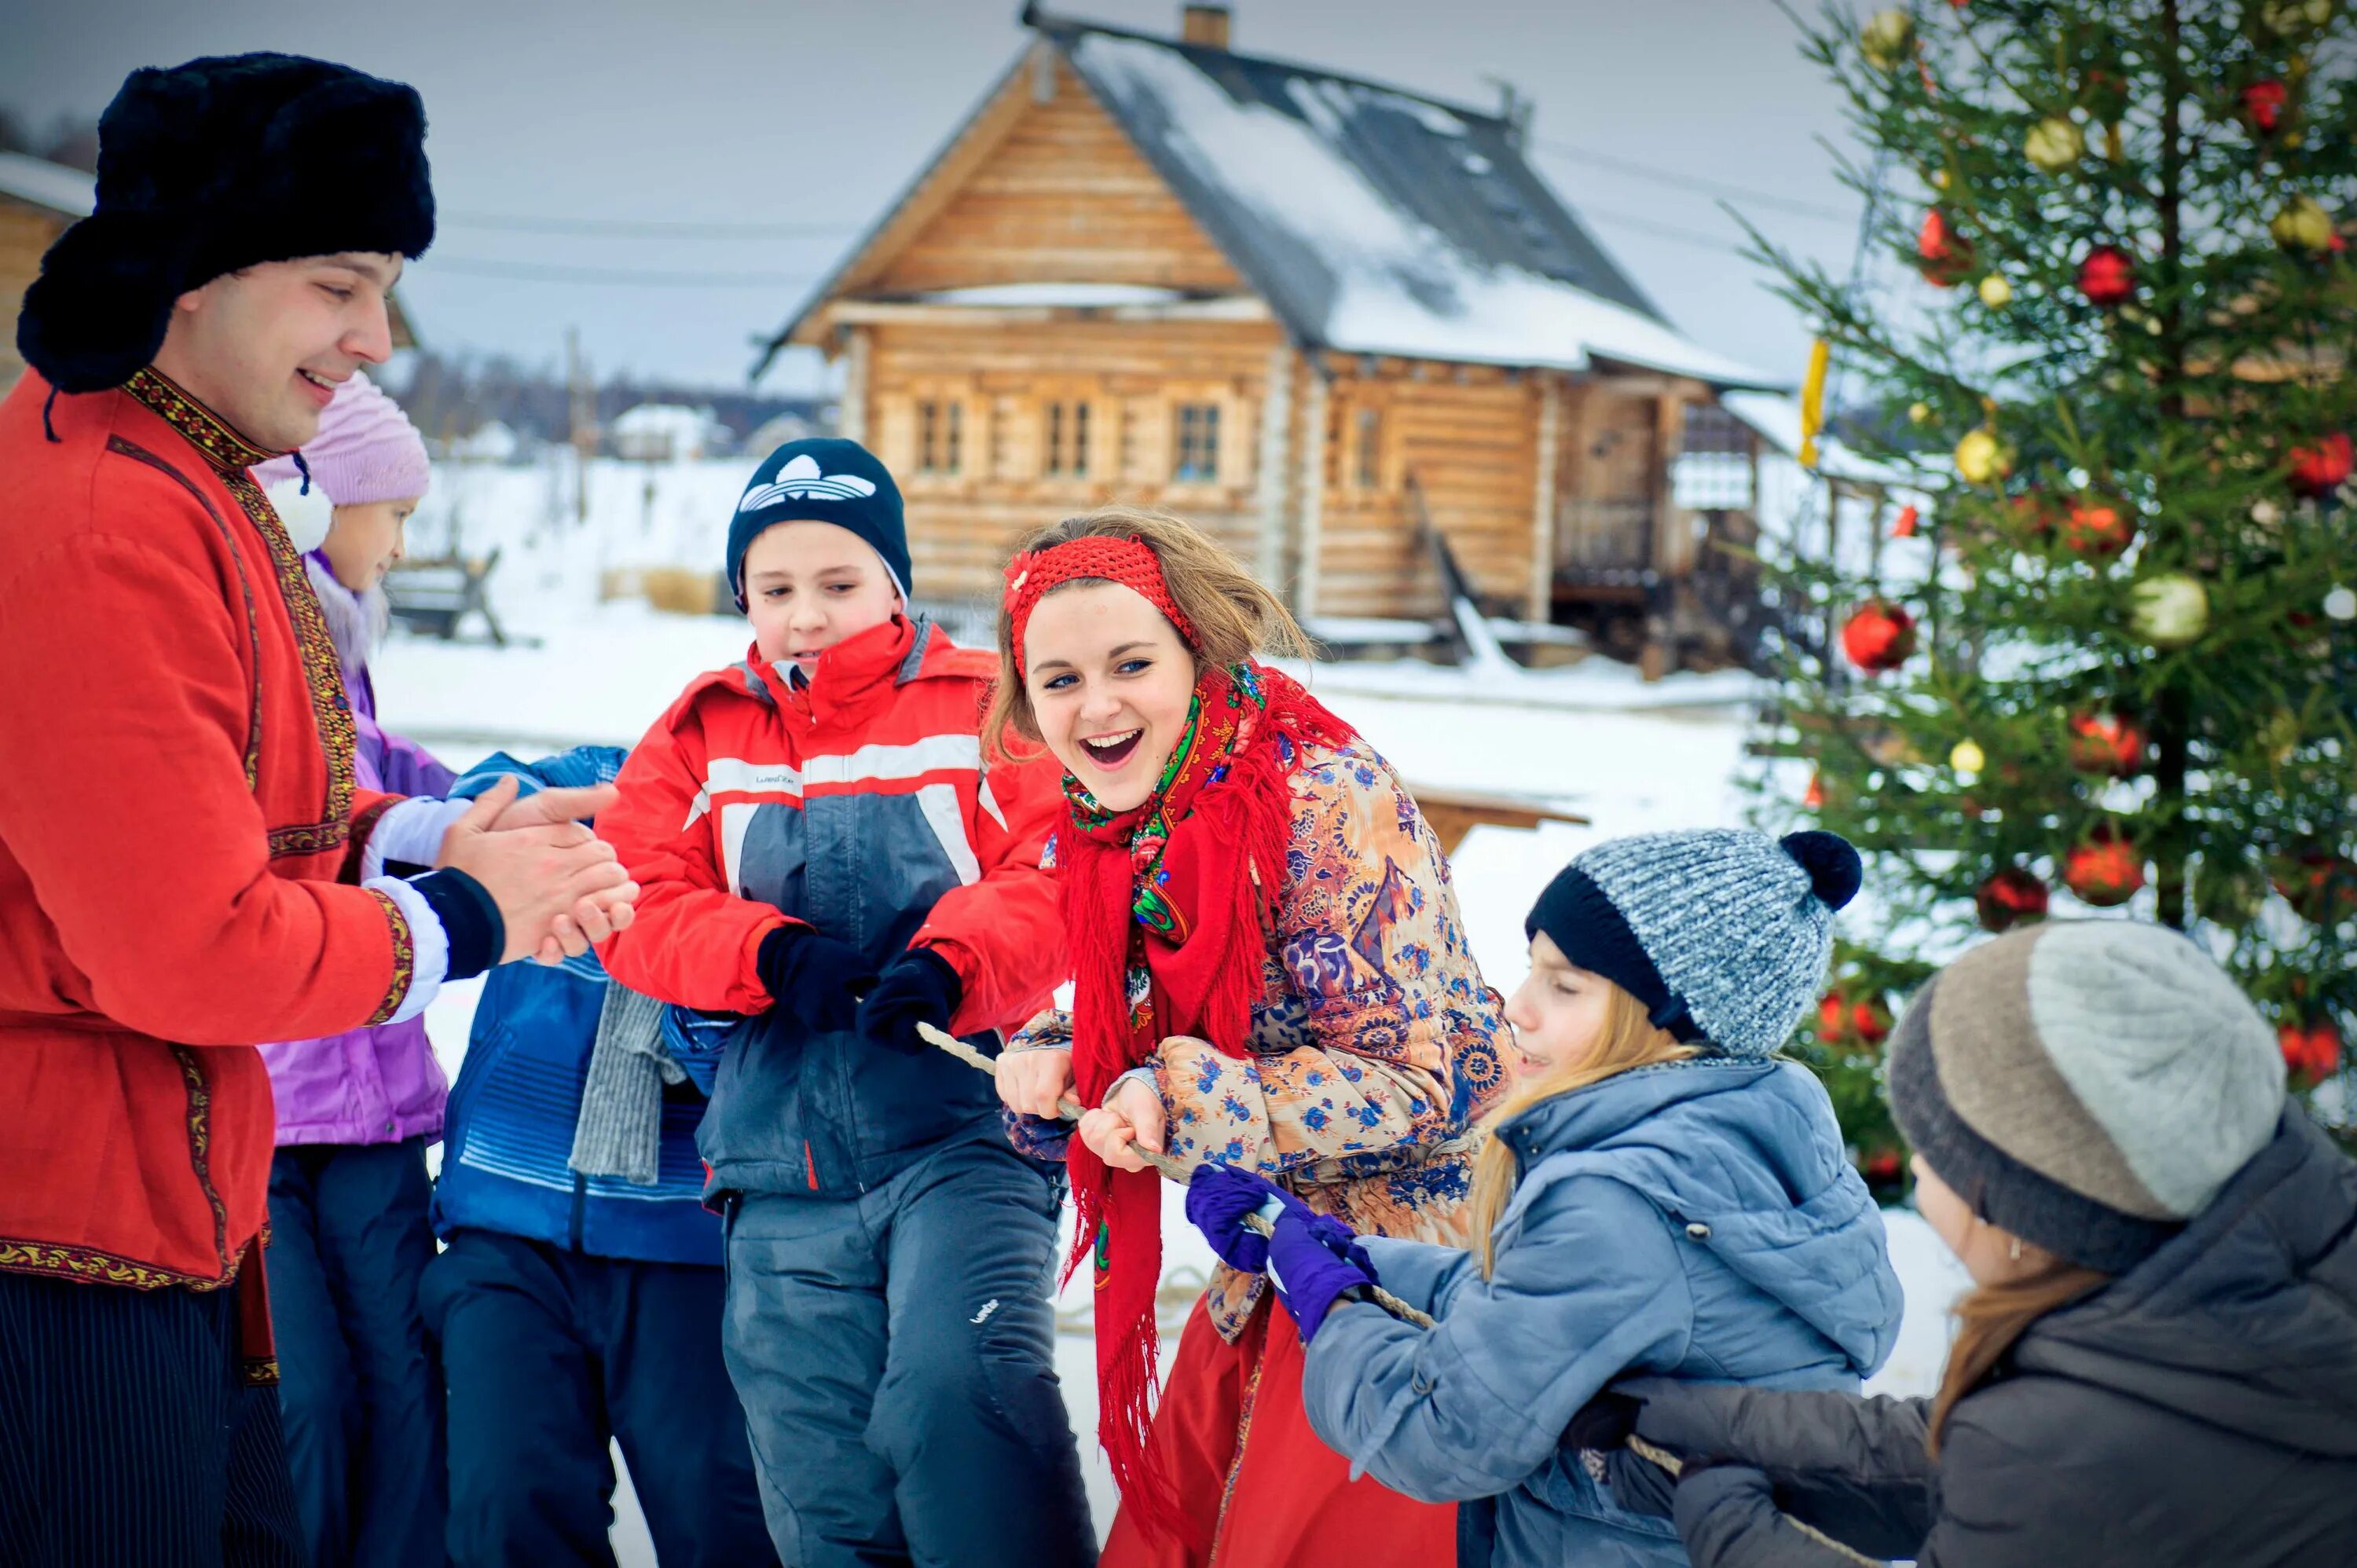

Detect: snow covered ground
[378, 462, 1969, 1559]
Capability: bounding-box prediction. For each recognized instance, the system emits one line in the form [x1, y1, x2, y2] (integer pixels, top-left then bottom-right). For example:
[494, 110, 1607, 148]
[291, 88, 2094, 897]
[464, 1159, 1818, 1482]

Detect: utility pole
[566, 326, 596, 526]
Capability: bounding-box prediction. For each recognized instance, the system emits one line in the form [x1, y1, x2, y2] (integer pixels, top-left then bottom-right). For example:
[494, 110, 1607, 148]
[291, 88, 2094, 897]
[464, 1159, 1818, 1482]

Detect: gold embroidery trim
[0, 1240, 236, 1291]
[171, 1046, 235, 1278]
[123, 365, 361, 856]
[366, 887, 415, 1027]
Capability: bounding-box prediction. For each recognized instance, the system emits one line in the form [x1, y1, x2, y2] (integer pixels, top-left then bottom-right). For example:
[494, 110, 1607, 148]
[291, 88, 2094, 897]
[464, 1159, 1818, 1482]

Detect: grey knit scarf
[567, 983, 684, 1187]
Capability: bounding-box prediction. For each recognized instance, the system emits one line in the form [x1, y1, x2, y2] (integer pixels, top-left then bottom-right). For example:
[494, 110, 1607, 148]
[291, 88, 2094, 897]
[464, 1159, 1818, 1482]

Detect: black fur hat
[18, 53, 434, 394]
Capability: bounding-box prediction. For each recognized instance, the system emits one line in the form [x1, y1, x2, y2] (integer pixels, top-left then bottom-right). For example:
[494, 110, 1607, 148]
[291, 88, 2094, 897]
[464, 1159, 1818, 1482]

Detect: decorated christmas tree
[1757, 0, 2357, 1185]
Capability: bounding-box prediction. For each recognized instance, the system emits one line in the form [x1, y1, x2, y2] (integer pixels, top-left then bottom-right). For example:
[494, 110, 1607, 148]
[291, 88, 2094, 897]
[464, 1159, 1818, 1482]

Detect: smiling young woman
[984, 506, 1509, 1568]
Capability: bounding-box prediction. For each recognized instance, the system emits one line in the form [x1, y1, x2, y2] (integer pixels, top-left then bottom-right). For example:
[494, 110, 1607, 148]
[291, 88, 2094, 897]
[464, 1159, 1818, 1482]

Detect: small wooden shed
[0, 152, 419, 398]
[761, 5, 1784, 672]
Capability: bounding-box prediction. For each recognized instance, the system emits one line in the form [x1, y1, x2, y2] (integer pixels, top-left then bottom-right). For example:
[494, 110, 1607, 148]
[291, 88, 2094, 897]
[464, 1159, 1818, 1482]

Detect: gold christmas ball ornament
[2025, 117, 2086, 171]
[1949, 739, 1987, 775]
[1954, 428, 2012, 485]
[1860, 8, 1915, 69]
[1908, 401, 1934, 425]
[2261, 0, 2334, 34]
[1978, 274, 2014, 308]
[2272, 196, 2336, 252]
[2129, 573, 2211, 649]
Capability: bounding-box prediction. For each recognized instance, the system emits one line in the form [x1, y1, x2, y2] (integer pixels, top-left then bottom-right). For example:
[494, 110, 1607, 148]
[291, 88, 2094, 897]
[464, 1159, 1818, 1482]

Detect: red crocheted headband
[1003, 536, 1199, 678]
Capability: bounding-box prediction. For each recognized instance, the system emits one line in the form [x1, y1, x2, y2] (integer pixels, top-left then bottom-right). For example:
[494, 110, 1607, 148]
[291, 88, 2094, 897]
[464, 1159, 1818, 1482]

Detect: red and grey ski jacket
[596, 614, 1065, 1198]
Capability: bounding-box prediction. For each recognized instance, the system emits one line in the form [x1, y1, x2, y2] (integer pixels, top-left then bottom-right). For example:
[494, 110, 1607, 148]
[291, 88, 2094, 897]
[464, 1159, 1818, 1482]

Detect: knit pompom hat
[252, 370, 429, 508]
[1527, 828, 1861, 1060]
[1890, 920, 2286, 1273]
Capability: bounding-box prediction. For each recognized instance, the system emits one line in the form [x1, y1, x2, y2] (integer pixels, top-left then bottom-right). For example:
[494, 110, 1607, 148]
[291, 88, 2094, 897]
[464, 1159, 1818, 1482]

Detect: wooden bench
[385, 550, 506, 645]
[1406, 784, 1589, 855]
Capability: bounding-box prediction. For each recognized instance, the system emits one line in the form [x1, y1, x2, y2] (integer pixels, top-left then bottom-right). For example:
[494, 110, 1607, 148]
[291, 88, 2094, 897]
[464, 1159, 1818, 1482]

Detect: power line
[1576, 205, 1759, 258]
[421, 256, 825, 288]
[1528, 138, 1856, 223]
[440, 211, 860, 240]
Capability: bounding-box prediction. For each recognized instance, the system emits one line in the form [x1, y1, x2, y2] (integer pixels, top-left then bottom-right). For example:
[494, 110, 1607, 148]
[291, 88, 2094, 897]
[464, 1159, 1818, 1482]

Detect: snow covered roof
[1722, 390, 1920, 488]
[760, 13, 1774, 390]
[1054, 21, 1769, 387]
[0, 153, 95, 218]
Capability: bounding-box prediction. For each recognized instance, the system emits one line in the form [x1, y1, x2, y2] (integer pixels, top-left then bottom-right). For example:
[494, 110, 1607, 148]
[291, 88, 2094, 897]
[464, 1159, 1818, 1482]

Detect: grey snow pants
[721, 1134, 1098, 1568]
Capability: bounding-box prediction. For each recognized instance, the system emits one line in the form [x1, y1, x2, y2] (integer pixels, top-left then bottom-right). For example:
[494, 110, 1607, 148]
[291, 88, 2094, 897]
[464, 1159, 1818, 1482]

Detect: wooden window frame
[1171, 400, 1222, 484]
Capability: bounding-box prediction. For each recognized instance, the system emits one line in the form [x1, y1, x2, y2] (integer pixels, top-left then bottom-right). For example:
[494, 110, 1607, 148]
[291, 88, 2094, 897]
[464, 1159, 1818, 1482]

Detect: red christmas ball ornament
[1863, 1149, 1905, 1185]
[1975, 866, 2050, 932]
[2063, 822, 2146, 907]
[1842, 599, 1917, 673]
[2288, 432, 2352, 500]
[2243, 79, 2289, 134]
[2271, 846, 2357, 925]
[2077, 244, 2137, 306]
[2279, 1020, 2343, 1085]
[2059, 493, 2137, 557]
[1890, 504, 1921, 538]
[1916, 209, 1975, 288]
[1818, 989, 1892, 1046]
[2067, 711, 2147, 776]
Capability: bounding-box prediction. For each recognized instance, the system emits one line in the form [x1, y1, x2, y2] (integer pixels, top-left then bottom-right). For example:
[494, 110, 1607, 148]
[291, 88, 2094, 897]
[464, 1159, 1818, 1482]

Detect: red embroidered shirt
[0, 368, 419, 1295]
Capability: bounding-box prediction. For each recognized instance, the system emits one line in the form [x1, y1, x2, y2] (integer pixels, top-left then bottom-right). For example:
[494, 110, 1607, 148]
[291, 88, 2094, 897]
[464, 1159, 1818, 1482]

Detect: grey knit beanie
[1527, 828, 1860, 1061]
[1890, 920, 2286, 1273]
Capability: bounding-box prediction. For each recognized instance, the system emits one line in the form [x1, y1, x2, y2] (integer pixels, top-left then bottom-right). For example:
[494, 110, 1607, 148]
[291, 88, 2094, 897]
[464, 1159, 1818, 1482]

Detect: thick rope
[918, 1023, 1434, 1327]
[922, 1023, 1889, 1566]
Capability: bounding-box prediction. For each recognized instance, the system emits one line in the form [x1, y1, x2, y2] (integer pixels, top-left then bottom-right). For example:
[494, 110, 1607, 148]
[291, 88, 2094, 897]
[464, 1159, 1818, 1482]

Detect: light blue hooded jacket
[1299, 1056, 1904, 1568]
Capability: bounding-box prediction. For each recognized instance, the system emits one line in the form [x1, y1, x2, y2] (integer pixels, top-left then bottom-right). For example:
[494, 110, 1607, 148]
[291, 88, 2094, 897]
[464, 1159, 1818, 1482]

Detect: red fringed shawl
[1054, 659, 1354, 1541]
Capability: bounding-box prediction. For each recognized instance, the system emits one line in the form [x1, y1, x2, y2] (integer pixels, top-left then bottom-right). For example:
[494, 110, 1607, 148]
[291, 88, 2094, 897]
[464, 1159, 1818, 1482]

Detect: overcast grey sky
[4, 1, 1874, 393]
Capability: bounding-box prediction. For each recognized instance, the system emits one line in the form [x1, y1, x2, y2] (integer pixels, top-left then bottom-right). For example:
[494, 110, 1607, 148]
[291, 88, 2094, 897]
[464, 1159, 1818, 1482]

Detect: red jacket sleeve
[0, 532, 410, 1044]
[594, 695, 792, 1013]
[915, 737, 1069, 1037]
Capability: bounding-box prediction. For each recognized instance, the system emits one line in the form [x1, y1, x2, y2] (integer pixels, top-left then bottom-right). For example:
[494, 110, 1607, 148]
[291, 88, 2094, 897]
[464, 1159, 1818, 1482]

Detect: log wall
[869, 60, 1242, 296]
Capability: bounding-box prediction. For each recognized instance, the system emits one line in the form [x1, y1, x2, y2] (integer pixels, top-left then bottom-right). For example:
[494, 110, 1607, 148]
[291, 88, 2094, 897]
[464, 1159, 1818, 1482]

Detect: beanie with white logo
[724, 437, 908, 610]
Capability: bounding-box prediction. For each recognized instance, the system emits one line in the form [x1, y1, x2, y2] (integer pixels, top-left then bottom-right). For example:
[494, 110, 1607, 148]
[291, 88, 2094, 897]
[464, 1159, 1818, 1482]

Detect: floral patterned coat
[1021, 735, 1509, 1340]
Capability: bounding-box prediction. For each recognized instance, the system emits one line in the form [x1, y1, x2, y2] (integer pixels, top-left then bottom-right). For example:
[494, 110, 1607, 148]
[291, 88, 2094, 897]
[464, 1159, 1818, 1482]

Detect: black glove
[1564, 1389, 1643, 1452]
[1673, 1463, 1849, 1568]
[856, 947, 962, 1054]
[756, 926, 875, 1035]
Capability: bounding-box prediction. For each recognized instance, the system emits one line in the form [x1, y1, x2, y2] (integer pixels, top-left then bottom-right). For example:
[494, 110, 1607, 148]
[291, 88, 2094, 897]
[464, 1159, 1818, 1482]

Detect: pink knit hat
[253, 370, 431, 506]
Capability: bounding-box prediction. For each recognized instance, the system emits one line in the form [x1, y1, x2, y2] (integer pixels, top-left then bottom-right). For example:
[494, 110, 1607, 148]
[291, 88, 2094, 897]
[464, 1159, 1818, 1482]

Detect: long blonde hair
[1927, 1247, 2110, 1456]
[981, 505, 1310, 760]
[1469, 981, 1699, 1276]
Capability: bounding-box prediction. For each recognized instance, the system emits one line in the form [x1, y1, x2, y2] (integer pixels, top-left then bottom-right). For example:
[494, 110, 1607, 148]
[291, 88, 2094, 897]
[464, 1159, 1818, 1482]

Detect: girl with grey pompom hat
[1583, 918, 2357, 1568]
[1193, 827, 1903, 1568]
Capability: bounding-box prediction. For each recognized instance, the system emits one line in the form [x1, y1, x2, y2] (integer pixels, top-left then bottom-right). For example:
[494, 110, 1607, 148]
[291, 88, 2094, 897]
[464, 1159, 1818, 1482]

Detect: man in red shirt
[0, 54, 635, 1563]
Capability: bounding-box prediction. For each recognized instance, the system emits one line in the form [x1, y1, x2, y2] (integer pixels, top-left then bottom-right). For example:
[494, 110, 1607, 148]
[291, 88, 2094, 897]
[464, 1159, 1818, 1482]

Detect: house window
[918, 400, 962, 474]
[1353, 406, 1382, 489]
[1045, 400, 1091, 477]
[1173, 402, 1221, 482]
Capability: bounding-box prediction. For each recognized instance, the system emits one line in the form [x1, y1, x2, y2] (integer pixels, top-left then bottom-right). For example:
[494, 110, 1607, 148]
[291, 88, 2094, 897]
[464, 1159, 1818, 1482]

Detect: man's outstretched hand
[485, 782, 619, 833]
[434, 775, 638, 964]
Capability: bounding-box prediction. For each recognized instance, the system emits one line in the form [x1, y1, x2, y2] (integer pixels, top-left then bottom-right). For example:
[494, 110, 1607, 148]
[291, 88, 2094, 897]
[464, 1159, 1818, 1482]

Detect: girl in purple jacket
[254, 372, 454, 1568]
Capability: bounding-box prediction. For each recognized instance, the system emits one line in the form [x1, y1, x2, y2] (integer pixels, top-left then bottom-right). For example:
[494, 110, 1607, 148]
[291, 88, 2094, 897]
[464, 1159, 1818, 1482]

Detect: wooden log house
[0, 151, 418, 397]
[761, 5, 1787, 673]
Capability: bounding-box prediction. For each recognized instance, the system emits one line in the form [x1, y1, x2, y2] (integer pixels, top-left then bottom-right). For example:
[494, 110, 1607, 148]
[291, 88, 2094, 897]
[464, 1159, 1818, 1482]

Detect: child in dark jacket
[1586, 919, 2357, 1568]
[421, 747, 775, 1568]
[594, 439, 1094, 1568]
[1189, 829, 1904, 1568]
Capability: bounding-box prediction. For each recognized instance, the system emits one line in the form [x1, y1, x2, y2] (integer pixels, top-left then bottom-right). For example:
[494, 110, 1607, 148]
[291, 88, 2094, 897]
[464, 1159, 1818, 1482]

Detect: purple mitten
[1264, 1203, 1378, 1342]
[1003, 1108, 1072, 1163]
[1184, 1162, 1283, 1272]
